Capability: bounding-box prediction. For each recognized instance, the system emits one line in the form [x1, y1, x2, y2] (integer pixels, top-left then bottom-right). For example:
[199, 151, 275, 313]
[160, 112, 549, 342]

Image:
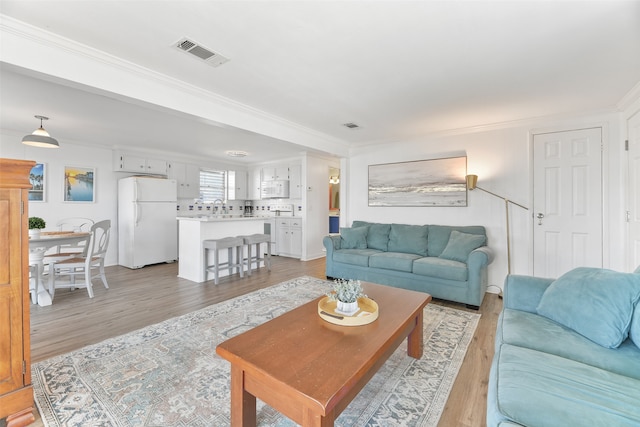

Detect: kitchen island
[177, 216, 266, 283]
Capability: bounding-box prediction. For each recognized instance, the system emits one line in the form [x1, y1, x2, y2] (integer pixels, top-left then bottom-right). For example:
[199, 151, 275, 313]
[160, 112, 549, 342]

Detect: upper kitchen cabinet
[289, 164, 302, 199]
[167, 161, 200, 199]
[228, 170, 248, 200]
[262, 165, 290, 181]
[114, 152, 167, 175]
[248, 168, 262, 200]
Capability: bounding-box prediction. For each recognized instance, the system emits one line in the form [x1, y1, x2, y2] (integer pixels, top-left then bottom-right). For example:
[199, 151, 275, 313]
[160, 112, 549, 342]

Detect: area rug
[32, 276, 480, 427]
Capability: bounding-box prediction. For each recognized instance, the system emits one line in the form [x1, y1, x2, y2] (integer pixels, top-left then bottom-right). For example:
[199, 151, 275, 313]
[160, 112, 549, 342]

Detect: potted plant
[327, 279, 366, 315]
[28, 216, 46, 239]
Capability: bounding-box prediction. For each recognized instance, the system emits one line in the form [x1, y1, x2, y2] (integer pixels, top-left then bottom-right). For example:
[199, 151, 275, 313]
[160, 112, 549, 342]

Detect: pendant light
[22, 115, 59, 148]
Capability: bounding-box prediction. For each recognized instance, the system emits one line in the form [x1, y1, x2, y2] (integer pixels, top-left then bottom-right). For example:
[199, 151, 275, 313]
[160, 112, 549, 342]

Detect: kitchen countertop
[176, 215, 270, 222]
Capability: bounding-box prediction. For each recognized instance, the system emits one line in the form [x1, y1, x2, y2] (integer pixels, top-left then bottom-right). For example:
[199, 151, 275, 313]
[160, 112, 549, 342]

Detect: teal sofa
[323, 221, 494, 308]
[488, 267, 640, 427]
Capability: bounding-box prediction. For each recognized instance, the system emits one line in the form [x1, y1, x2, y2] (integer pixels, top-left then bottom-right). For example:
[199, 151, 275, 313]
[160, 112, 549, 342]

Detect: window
[199, 169, 226, 202]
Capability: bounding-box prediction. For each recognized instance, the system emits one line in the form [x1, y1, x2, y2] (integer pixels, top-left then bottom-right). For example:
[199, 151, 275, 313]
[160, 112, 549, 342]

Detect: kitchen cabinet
[288, 164, 302, 199]
[275, 217, 302, 258]
[0, 159, 35, 427]
[114, 152, 167, 175]
[262, 165, 289, 181]
[248, 168, 261, 200]
[228, 170, 248, 200]
[167, 162, 200, 199]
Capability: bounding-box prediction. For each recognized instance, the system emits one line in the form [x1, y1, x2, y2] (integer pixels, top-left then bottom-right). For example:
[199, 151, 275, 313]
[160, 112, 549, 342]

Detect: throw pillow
[340, 227, 368, 249]
[536, 267, 640, 348]
[366, 223, 391, 251]
[630, 303, 640, 350]
[439, 230, 486, 263]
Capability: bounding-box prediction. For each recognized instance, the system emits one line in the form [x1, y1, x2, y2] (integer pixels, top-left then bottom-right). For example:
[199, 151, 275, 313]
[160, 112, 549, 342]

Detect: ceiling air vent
[174, 38, 229, 68]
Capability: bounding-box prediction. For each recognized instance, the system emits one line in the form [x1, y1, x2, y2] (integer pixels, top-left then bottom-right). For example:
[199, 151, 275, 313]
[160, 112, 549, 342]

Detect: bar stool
[203, 237, 244, 284]
[240, 233, 272, 276]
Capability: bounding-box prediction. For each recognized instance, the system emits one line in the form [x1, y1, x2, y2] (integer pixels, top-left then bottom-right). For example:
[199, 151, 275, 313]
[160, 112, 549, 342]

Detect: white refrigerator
[118, 177, 178, 269]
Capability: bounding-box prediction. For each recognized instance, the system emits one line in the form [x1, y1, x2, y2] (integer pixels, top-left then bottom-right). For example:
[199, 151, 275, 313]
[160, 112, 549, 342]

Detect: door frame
[528, 121, 610, 274]
[626, 108, 640, 271]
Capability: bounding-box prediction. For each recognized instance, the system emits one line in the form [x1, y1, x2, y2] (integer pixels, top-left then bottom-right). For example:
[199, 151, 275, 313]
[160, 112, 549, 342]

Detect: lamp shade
[466, 174, 478, 190]
[22, 116, 59, 148]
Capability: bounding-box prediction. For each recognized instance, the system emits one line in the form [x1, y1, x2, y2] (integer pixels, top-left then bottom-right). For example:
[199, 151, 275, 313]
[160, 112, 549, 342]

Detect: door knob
[537, 213, 544, 225]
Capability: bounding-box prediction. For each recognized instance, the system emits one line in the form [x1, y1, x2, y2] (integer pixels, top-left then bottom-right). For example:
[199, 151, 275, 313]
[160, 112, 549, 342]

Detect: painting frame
[28, 162, 46, 202]
[63, 165, 95, 203]
[368, 156, 467, 207]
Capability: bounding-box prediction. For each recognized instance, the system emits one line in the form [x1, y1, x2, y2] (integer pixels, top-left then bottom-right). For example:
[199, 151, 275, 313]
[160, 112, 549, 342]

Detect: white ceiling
[1, 1, 639, 164]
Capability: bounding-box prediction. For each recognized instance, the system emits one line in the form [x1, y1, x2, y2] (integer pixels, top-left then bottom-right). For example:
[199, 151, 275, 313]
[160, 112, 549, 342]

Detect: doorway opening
[329, 167, 340, 233]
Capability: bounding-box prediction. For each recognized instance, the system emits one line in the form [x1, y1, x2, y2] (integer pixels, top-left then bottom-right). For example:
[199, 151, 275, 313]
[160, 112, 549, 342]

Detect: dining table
[28, 231, 91, 306]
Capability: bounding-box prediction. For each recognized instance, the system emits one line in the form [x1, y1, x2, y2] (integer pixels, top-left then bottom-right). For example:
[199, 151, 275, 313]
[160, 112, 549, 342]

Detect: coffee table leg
[302, 407, 334, 427]
[230, 365, 257, 427]
[407, 310, 424, 359]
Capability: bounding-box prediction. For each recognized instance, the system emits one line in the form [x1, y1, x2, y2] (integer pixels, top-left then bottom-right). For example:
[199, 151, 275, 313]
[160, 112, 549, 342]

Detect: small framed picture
[63, 166, 95, 202]
[28, 163, 46, 202]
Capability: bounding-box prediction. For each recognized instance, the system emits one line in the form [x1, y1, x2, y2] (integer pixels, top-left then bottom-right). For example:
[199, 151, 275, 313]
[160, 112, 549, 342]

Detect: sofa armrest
[503, 274, 554, 313]
[468, 246, 494, 267]
[323, 235, 341, 254]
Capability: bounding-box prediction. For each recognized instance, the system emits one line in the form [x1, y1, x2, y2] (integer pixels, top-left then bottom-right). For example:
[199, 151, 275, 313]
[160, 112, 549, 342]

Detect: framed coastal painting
[63, 166, 95, 202]
[368, 156, 467, 207]
[28, 162, 46, 202]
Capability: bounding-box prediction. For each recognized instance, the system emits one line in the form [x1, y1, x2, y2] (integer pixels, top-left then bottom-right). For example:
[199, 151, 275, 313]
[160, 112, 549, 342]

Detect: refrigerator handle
[135, 202, 139, 226]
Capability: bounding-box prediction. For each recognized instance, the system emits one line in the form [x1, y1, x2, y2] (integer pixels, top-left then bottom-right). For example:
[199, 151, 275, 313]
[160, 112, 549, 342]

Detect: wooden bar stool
[240, 233, 272, 276]
[203, 237, 244, 284]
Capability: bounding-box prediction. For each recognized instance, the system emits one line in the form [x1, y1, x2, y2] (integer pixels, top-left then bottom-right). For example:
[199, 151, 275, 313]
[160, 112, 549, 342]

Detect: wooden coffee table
[216, 282, 432, 426]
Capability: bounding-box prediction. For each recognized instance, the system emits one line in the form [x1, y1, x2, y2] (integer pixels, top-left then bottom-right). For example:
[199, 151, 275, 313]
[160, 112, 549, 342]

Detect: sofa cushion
[333, 248, 381, 267]
[427, 225, 486, 257]
[495, 344, 640, 427]
[537, 267, 640, 348]
[369, 252, 421, 273]
[498, 308, 640, 380]
[439, 230, 486, 263]
[366, 223, 391, 251]
[413, 257, 468, 282]
[340, 227, 368, 249]
[388, 224, 428, 256]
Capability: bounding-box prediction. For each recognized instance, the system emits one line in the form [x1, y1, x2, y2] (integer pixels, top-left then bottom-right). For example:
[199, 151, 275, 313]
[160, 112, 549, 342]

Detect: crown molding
[0, 14, 349, 157]
[617, 80, 640, 112]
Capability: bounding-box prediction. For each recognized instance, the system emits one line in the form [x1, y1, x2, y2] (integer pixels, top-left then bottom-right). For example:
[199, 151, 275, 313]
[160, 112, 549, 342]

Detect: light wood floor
[27, 256, 501, 427]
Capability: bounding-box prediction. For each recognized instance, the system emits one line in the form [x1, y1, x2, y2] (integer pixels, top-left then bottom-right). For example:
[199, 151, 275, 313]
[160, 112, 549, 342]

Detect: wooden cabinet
[114, 153, 167, 175]
[167, 162, 200, 199]
[0, 158, 35, 427]
[275, 217, 302, 258]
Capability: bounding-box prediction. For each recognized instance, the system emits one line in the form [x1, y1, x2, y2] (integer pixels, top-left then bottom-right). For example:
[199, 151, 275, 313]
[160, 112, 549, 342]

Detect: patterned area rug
[33, 276, 480, 427]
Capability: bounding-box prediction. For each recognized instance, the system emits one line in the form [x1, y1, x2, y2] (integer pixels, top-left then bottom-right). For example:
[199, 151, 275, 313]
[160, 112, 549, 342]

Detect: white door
[628, 111, 640, 270]
[533, 128, 603, 278]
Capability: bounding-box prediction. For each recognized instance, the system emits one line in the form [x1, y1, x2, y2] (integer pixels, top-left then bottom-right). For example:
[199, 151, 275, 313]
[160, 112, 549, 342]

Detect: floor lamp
[466, 175, 528, 275]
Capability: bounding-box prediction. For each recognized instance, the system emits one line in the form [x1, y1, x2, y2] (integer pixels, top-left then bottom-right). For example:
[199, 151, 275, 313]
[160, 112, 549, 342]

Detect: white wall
[345, 110, 627, 291]
[1, 128, 120, 266]
[302, 154, 340, 260]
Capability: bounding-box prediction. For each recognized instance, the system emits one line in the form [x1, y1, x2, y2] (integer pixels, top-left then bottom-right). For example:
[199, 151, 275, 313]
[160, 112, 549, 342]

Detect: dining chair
[48, 219, 110, 299]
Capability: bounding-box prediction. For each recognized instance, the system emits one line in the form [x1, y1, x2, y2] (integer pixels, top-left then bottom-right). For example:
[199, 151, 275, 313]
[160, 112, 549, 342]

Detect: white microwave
[260, 180, 290, 199]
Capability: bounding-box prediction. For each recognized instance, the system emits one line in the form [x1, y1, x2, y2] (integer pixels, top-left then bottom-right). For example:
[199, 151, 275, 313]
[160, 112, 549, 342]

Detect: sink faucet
[212, 199, 227, 215]
[212, 199, 224, 213]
